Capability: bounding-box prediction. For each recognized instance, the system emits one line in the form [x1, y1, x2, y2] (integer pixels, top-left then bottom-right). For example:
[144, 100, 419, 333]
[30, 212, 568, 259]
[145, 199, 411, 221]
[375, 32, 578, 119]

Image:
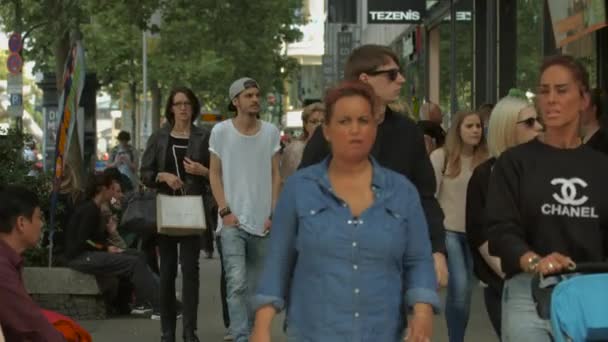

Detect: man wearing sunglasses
[299, 44, 448, 288]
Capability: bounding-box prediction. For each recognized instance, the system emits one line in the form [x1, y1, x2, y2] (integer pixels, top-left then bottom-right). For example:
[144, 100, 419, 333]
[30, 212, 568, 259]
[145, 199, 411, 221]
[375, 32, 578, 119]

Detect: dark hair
[540, 55, 590, 95]
[117, 131, 130, 142]
[590, 88, 606, 119]
[85, 173, 116, 199]
[344, 44, 400, 81]
[164, 86, 201, 126]
[324, 81, 376, 122]
[0, 186, 40, 234]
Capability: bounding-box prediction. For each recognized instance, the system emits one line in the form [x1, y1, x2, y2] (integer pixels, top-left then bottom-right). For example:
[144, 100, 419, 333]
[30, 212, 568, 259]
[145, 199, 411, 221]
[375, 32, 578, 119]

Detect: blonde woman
[465, 96, 542, 337]
[279, 102, 325, 180]
[430, 110, 488, 342]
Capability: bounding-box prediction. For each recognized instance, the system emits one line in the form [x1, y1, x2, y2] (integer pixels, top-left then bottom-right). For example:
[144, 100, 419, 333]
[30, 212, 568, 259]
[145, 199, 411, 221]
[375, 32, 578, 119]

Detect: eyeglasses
[307, 119, 324, 125]
[366, 68, 402, 81]
[172, 101, 192, 108]
[517, 117, 539, 128]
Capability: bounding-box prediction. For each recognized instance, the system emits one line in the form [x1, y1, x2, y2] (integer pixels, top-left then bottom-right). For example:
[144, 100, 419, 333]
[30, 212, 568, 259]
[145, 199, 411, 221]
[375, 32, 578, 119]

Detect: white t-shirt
[209, 119, 280, 236]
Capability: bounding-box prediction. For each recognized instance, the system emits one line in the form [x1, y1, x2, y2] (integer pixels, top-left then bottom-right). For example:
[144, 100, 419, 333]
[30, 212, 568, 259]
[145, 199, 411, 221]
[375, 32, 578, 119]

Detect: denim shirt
[253, 158, 440, 342]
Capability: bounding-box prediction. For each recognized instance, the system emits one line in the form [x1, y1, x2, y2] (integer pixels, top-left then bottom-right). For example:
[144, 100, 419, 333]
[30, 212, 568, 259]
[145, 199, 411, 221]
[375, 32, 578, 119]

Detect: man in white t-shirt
[209, 77, 281, 342]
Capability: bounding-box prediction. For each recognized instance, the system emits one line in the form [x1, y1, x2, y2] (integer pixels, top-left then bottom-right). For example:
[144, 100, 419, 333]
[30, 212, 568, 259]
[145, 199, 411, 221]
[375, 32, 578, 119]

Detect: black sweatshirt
[65, 200, 106, 259]
[586, 128, 608, 155]
[487, 138, 608, 278]
[299, 107, 446, 254]
[466, 157, 503, 291]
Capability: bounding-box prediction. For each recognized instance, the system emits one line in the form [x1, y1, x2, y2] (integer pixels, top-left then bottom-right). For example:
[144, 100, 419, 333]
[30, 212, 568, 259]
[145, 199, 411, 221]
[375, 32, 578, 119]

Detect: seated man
[0, 185, 65, 341]
[64, 173, 161, 318]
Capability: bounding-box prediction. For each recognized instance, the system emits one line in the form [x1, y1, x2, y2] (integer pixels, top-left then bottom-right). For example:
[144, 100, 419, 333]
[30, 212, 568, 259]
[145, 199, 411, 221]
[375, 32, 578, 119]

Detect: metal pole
[142, 30, 148, 150]
[450, 0, 458, 117]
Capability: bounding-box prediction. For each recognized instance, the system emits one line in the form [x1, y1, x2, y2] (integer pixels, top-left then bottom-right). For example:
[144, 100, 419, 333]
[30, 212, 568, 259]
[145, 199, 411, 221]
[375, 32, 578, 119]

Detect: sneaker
[150, 311, 182, 320]
[223, 332, 234, 341]
[130, 305, 153, 315]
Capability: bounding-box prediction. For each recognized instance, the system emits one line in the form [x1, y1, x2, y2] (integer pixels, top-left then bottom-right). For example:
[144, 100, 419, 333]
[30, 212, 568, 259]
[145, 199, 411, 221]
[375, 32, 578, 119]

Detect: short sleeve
[209, 123, 222, 158]
[271, 124, 281, 154]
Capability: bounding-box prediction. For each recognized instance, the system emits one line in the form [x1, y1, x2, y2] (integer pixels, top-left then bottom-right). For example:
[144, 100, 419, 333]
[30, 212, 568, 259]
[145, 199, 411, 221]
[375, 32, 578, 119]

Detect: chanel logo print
[551, 178, 589, 206]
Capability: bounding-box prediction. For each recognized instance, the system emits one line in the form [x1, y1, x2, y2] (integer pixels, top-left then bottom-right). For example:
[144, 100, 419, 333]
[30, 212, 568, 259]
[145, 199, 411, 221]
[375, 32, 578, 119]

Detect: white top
[430, 148, 474, 233]
[209, 119, 280, 236]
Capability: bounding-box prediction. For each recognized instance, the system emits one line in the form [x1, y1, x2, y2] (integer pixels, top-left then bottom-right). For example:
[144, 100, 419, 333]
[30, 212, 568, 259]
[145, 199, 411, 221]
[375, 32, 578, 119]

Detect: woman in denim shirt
[251, 81, 440, 342]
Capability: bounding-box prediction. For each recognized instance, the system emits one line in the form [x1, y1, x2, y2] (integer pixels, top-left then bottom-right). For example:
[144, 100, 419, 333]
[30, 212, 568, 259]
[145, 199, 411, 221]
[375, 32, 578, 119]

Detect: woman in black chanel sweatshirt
[486, 55, 608, 341]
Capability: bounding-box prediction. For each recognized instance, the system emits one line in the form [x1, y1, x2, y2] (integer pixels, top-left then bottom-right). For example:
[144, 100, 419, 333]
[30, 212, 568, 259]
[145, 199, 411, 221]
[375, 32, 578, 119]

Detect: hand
[405, 309, 433, 342]
[264, 218, 272, 234]
[537, 252, 574, 276]
[108, 246, 124, 254]
[222, 213, 239, 227]
[106, 216, 118, 234]
[250, 326, 271, 342]
[184, 157, 209, 177]
[433, 252, 449, 288]
[159, 172, 183, 191]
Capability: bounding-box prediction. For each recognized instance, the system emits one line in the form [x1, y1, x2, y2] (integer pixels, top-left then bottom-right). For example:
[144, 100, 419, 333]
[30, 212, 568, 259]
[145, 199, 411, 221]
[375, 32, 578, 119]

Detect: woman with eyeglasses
[429, 110, 489, 342]
[465, 95, 542, 337]
[140, 86, 211, 342]
[279, 102, 325, 181]
[486, 55, 608, 341]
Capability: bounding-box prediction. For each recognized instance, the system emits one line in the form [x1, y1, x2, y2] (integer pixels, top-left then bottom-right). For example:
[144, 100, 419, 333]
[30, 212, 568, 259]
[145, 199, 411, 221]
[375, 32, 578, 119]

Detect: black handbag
[120, 190, 157, 235]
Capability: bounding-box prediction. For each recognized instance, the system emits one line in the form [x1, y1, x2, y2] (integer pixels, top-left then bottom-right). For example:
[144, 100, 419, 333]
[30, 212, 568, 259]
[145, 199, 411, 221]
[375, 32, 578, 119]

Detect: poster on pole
[48, 40, 86, 266]
[548, 0, 608, 48]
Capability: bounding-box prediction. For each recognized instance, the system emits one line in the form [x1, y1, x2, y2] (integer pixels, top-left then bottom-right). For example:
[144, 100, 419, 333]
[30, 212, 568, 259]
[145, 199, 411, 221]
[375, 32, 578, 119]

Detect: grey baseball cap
[228, 77, 259, 111]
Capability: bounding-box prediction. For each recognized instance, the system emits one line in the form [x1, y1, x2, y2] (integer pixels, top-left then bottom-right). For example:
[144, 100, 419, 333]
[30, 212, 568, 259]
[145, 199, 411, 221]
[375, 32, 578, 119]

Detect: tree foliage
[0, 0, 303, 112]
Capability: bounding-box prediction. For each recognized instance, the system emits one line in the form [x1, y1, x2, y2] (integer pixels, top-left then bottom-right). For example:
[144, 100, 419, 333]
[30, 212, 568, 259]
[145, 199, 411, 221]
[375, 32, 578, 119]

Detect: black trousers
[483, 283, 503, 339]
[158, 235, 201, 337]
[216, 236, 230, 329]
[67, 250, 160, 310]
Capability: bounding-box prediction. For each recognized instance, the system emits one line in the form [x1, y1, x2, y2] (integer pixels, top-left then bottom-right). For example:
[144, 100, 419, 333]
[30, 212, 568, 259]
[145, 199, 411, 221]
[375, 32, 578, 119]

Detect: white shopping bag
[156, 194, 207, 236]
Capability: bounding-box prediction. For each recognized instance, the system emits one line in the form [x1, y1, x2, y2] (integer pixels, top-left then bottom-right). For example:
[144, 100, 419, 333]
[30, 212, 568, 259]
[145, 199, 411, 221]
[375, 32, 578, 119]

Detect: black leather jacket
[140, 124, 211, 196]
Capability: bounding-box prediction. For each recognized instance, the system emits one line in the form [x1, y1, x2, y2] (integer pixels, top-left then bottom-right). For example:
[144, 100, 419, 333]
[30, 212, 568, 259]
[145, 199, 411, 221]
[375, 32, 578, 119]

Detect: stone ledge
[24, 267, 106, 320]
[23, 267, 101, 295]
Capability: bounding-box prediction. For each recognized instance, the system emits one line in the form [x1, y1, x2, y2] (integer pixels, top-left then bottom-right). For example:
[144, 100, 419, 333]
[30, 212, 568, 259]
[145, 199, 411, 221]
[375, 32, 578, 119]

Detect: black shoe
[183, 333, 200, 342]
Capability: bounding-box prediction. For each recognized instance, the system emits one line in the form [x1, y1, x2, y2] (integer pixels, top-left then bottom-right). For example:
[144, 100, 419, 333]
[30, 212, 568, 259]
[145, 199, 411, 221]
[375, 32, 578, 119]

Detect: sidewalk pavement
[80, 254, 498, 341]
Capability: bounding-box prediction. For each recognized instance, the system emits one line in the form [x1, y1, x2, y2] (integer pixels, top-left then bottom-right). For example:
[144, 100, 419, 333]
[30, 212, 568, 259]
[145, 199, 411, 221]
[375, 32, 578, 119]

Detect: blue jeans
[220, 227, 268, 342]
[502, 273, 553, 342]
[445, 230, 475, 342]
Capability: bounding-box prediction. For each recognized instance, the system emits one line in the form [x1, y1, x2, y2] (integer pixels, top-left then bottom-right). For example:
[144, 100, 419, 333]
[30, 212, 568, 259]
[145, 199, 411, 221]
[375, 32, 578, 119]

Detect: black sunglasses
[516, 117, 539, 128]
[366, 68, 401, 81]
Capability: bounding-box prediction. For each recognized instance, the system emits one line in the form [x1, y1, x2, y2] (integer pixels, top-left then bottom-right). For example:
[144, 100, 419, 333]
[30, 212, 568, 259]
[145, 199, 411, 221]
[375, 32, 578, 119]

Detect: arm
[0, 261, 65, 342]
[402, 187, 441, 312]
[428, 148, 445, 197]
[297, 125, 329, 169]
[209, 153, 227, 209]
[251, 177, 299, 337]
[270, 153, 281, 211]
[140, 133, 159, 188]
[486, 153, 531, 276]
[411, 131, 446, 256]
[465, 164, 504, 278]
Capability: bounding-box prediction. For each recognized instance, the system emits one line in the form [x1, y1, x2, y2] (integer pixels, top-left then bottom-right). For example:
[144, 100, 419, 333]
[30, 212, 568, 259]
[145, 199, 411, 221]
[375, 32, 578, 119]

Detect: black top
[299, 107, 446, 254]
[417, 120, 446, 148]
[65, 200, 106, 259]
[466, 157, 503, 290]
[487, 138, 608, 278]
[586, 129, 608, 155]
[159, 135, 189, 195]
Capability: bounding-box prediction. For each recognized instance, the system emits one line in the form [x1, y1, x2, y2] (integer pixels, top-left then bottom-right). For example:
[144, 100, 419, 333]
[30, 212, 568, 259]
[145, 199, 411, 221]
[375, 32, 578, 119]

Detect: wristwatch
[219, 206, 232, 218]
[526, 255, 541, 273]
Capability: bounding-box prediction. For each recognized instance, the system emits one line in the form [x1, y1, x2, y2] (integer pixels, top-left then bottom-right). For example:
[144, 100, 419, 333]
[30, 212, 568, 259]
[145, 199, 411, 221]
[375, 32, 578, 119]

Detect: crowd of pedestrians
[1, 44, 607, 342]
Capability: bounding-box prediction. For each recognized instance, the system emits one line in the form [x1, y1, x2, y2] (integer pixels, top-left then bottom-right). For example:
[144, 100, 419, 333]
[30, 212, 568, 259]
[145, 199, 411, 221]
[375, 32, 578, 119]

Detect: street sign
[8, 32, 22, 53]
[10, 94, 23, 106]
[7, 53, 23, 74]
[8, 105, 24, 118]
[7, 73, 23, 93]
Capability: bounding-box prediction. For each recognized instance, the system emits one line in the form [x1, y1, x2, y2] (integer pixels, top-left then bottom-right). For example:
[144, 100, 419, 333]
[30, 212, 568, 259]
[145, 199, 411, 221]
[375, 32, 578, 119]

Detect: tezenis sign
[368, 0, 426, 24]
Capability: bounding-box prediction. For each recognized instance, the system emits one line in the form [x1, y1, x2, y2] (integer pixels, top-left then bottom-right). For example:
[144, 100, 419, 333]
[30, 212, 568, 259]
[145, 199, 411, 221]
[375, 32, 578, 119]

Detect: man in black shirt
[582, 88, 608, 154]
[417, 102, 446, 153]
[299, 44, 447, 286]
